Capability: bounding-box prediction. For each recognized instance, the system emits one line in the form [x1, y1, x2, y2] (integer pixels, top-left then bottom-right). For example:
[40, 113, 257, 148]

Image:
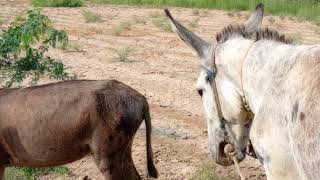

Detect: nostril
[197, 89, 203, 97]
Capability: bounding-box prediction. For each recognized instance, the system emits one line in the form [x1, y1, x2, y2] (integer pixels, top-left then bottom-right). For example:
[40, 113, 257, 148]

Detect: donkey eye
[197, 89, 204, 97]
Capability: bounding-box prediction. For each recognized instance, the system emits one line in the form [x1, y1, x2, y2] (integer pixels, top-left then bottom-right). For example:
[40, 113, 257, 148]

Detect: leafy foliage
[0, 9, 73, 87]
[32, 0, 83, 7]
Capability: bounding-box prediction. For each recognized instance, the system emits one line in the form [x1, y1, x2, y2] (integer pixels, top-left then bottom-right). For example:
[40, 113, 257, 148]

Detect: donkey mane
[216, 24, 293, 44]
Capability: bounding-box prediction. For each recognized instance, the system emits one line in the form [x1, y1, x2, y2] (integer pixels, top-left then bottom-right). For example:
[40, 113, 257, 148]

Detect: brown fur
[216, 24, 292, 44]
[0, 80, 158, 179]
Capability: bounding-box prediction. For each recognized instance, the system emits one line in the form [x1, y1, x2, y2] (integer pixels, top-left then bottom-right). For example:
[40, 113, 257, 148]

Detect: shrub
[32, 0, 83, 7]
[0, 9, 72, 87]
[111, 46, 133, 62]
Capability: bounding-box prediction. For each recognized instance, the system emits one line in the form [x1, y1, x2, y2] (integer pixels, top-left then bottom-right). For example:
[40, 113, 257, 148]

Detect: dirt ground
[0, 0, 320, 179]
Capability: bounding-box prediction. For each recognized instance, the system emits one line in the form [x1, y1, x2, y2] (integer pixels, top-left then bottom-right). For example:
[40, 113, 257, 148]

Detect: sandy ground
[0, 0, 320, 179]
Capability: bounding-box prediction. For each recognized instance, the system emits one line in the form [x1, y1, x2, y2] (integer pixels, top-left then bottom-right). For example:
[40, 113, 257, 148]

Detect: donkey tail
[144, 104, 158, 178]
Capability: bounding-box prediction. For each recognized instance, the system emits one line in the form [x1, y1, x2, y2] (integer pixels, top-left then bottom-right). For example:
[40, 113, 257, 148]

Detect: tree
[0, 9, 73, 87]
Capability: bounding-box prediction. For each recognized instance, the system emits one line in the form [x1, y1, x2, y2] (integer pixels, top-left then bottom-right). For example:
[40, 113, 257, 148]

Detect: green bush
[0, 9, 73, 87]
[32, 0, 83, 7]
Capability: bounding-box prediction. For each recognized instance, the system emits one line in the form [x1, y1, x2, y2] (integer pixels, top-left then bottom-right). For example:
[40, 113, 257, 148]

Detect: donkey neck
[242, 40, 313, 113]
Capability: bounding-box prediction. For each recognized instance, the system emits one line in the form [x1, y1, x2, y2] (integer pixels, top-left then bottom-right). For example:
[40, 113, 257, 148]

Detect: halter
[207, 42, 254, 142]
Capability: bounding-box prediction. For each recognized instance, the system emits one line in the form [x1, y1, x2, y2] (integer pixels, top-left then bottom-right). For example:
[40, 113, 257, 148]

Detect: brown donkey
[0, 80, 158, 179]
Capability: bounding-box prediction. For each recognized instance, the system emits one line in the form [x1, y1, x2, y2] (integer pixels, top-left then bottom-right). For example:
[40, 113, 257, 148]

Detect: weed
[83, 10, 103, 23]
[32, 0, 83, 7]
[288, 33, 303, 44]
[189, 18, 199, 28]
[315, 27, 320, 35]
[226, 11, 235, 17]
[268, 17, 276, 24]
[64, 42, 84, 52]
[275, 22, 283, 29]
[279, 14, 286, 20]
[152, 16, 172, 32]
[296, 17, 304, 23]
[5, 166, 70, 179]
[202, 9, 209, 15]
[192, 9, 200, 15]
[289, 16, 295, 21]
[112, 21, 132, 36]
[149, 11, 161, 18]
[111, 46, 133, 62]
[236, 12, 242, 18]
[189, 161, 231, 180]
[132, 15, 147, 24]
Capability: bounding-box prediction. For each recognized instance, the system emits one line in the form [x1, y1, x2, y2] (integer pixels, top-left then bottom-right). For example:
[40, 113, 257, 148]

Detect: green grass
[32, 0, 83, 7]
[90, 0, 320, 22]
[5, 166, 70, 180]
[83, 10, 103, 23]
[189, 162, 231, 180]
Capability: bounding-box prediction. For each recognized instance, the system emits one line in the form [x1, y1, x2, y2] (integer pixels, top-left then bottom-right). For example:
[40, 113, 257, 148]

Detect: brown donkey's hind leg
[91, 127, 141, 180]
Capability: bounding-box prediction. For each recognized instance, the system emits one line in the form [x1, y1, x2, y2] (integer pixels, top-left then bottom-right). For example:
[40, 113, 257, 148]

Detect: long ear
[245, 3, 264, 33]
[164, 9, 211, 59]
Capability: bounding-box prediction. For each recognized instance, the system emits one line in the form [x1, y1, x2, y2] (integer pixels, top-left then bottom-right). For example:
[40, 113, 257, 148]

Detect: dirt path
[1, 1, 319, 179]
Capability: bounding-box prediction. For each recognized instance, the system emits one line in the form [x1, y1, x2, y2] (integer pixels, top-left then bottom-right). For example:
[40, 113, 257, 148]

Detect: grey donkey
[166, 3, 320, 180]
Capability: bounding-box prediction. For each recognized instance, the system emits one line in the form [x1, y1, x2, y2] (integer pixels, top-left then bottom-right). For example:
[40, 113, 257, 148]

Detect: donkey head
[165, 4, 264, 166]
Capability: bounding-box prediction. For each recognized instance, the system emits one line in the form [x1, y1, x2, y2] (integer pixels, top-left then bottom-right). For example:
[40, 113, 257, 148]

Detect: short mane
[216, 25, 292, 44]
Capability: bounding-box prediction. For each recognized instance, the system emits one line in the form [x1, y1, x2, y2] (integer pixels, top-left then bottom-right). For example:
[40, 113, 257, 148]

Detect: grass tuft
[32, 0, 83, 7]
[111, 46, 134, 62]
[112, 21, 132, 36]
[288, 33, 303, 44]
[149, 11, 161, 18]
[189, 18, 200, 28]
[131, 15, 147, 24]
[83, 10, 103, 23]
[267, 16, 276, 24]
[152, 16, 172, 32]
[314, 27, 320, 35]
[192, 9, 200, 15]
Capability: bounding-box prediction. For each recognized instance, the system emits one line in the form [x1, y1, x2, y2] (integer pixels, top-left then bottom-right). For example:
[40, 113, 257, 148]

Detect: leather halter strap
[207, 42, 254, 132]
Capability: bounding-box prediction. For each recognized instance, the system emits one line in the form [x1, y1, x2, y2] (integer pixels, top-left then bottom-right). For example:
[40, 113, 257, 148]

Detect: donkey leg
[90, 129, 141, 180]
[110, 145, 141, 180]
